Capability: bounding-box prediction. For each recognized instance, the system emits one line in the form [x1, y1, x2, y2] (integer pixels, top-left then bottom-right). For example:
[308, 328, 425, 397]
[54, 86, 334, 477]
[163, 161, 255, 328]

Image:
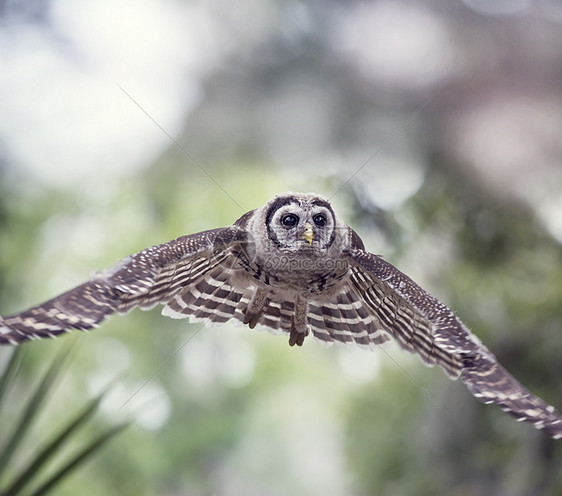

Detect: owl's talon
[289, 316, 308, 347]
[243, 311, 261, 329]
[288, 331, 298, 347]
[243, 288, 269, 330]
[289, 329, 306, 347]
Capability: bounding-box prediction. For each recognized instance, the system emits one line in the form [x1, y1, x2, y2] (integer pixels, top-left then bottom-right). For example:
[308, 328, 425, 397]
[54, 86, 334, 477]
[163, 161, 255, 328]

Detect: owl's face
[237, 193, 352, 283]
[262, 193, 340, 253]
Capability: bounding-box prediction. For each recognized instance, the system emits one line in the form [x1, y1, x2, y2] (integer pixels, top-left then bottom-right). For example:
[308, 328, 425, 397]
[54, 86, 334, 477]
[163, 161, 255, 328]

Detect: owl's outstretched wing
[0, 227, 248, 345]
[346, 249, 562, 439]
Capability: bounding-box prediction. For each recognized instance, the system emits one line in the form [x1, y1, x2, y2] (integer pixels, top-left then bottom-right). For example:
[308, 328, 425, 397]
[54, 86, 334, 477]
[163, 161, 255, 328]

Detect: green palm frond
[0, 347, 129, 496]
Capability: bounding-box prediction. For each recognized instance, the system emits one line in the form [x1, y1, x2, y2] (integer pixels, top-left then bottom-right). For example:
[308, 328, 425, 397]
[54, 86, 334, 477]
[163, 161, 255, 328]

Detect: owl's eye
[281, 214, 299, 227]
[313, 213, 326, 227]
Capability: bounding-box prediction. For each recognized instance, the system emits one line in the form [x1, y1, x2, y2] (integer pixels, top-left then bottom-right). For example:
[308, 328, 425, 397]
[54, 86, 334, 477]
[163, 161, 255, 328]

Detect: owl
[1, 192, 561, 439]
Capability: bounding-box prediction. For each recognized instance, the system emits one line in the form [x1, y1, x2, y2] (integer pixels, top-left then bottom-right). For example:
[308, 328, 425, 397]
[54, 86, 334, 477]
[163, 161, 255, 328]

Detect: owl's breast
[234, 246, 350, 295]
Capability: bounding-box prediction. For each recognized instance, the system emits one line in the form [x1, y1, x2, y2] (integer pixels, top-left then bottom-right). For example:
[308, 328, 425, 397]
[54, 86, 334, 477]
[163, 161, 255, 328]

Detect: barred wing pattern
[159, 261, 248, 325]
[1, 221, 561, 439]
[168, 280, 396, 345]
[307, 286, 393, 348]
[348, 249, 562, 439]
[0, 228, 245, 345]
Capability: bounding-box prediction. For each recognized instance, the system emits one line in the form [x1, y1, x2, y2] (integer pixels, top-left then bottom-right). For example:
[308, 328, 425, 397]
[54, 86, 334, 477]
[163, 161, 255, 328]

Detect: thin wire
[114, 81, 245, 213]
[117, 323, 205, 412]
[112, 81, 247, 412]
[377, 345, 448, 415]
[329, 85, 443, 201]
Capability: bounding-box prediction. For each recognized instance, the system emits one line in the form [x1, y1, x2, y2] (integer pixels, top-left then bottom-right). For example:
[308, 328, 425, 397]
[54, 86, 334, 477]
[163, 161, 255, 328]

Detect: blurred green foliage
[1, 164, 561, 496]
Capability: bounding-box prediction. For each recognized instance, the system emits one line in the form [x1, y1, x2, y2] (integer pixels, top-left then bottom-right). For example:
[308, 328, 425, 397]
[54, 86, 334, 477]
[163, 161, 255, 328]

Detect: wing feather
[161, 261, 247, 324]
[307, 287, 392, 348]
[348, 248, 562, 439]
[0, 227, 247, 344]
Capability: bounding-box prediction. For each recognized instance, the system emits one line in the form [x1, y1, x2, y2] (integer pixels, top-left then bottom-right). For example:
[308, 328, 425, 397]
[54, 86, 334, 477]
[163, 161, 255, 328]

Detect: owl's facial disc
[266, 198, 336, 251]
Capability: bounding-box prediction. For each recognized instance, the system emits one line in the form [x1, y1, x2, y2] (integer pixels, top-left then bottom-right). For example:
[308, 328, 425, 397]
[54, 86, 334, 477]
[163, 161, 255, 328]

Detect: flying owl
[1, 192, 561, 439]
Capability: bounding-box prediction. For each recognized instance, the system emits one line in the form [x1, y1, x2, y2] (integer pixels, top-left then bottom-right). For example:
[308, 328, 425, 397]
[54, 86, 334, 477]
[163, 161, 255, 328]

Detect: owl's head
[251, 192, 348, 254]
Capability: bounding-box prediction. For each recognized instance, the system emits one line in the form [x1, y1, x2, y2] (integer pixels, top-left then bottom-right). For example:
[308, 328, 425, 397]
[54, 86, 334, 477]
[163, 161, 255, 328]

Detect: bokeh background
[1, 0, 562, 494]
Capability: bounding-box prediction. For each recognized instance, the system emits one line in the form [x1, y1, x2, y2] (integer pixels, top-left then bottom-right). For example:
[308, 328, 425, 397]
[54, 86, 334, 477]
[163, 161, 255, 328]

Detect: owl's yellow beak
[302, 222, 314, 245]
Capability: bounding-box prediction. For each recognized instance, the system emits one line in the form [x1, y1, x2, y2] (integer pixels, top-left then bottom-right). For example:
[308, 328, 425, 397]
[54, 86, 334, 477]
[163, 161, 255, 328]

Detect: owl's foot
[243, 310, 261, 329]
[242, 287, 270, 329]
[289, 297, 309, 346]
[288, 322, 308, 347]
